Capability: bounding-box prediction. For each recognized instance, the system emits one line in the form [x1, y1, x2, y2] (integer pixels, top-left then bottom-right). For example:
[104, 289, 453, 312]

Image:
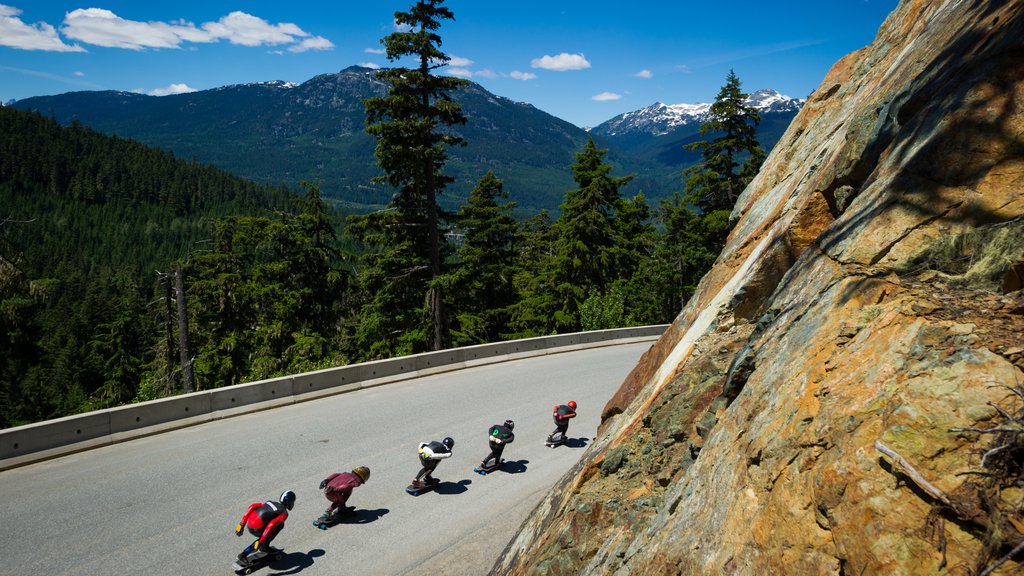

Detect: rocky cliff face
[494, 0, 1024, 574]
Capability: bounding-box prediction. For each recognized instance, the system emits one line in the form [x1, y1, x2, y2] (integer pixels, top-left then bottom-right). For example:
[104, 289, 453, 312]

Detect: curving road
[0, 342, 650, 576]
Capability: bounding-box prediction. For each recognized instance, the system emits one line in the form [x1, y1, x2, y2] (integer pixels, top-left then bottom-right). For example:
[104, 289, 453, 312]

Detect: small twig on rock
[949, 427, 1021, 435]
[978, 539, 1024, 576]
[980, 444, 1013, 468]
[874, 440, 952, 506]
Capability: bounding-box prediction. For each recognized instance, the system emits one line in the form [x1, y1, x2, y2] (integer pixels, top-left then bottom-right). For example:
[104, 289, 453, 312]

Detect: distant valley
[12, 66, 803, 214]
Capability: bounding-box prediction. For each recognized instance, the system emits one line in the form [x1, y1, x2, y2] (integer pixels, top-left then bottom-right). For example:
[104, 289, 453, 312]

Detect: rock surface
[494, 0, 1024, 574]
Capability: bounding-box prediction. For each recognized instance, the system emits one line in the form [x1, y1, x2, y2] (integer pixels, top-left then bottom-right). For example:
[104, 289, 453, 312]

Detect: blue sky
[0, 1, 897, 128]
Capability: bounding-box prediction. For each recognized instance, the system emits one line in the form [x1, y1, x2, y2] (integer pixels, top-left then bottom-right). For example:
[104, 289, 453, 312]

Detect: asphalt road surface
[1, 342, 650, 576]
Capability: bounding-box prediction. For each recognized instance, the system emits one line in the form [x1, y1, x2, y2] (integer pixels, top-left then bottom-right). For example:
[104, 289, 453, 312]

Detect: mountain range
[12, 67, 804, 214]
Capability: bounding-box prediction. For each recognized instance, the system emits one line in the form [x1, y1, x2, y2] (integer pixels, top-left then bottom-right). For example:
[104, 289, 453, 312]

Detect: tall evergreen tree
[508, 210, 556, 338]
[450, 171, 517, 345]
[515, 138, 632, 334]
[652, 70, 765, 315]
[360, 0, 468, 356]
[683, 69, 765, 217]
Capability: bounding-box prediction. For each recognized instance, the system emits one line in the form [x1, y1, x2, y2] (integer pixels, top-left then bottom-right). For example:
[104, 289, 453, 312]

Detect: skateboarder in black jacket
[480, 420, 515, 469]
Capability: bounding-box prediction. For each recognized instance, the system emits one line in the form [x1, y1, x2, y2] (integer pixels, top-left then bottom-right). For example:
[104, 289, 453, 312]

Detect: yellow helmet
[352, 466, 370, 483]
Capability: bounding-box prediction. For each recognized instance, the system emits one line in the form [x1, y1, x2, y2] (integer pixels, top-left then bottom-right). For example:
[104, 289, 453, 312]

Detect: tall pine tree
[656, 70, 765, 314]
[514, 138, 633, 334]
[358, 0, 468, 357]
[450, 171, 517, 345]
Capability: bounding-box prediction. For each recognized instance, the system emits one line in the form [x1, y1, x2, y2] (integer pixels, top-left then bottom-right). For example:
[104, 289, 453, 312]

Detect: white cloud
[73, 71, 85, 76]
[358, 61, 381, 69]
[475, 69, 497, 79]
[364, 47, 386, 54]
[635, 69, 653, 79]
[510, 70, 536, 81]
[0, 4, 84, 51]
[138, 83, 197, 96]
[446, 55, 473, 67]
[62, 8, 201, 50]
[60, 8, 324, 52]
[446, 68, 473, 78]
[201, 11, 306, 47]
[288, 36, 333, 53]
[592, 92, 622, 101]
[530, 52, 590, 72]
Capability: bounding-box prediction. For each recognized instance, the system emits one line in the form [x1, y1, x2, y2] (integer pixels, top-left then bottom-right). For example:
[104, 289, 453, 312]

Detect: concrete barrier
[0, 325, 667, 470]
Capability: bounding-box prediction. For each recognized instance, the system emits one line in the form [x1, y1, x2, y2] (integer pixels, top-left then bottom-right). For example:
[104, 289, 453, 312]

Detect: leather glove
[235, 523, 243, 536]
[319, 479, 328, 490]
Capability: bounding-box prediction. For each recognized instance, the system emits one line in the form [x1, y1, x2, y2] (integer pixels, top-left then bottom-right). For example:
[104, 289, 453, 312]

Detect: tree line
[0, 0, 764, 428]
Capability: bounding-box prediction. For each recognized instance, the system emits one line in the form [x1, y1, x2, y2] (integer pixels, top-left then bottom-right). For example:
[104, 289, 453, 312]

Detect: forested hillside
[1, 59, 767, 429]
[0, 106, 299, 426]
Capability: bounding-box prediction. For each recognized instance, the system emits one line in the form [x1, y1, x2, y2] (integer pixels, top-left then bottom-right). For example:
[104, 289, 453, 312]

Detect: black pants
[415, 456, 440, 482]
[548, 422, 568, 443]
[482, 441, 506, 468]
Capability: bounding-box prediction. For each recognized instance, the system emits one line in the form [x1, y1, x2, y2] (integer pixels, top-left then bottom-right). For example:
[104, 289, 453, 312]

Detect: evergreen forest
[0, 10, 766, 428]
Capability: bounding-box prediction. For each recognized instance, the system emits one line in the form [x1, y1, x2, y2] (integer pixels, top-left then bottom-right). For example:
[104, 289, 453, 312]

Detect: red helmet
[568, 401, 577, 410]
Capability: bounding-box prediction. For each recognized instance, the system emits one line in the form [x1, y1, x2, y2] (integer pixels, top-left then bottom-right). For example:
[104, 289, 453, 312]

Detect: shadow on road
[500, 459, 529, 474]
[434, 479, 471, 495]
[566, 437, 590, 449]
[265, 548, 325, 575]
[338, 508, 389, 525]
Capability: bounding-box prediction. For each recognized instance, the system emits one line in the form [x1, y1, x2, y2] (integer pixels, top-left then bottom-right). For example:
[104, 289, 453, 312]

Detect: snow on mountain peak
[592, 89, 804, 137]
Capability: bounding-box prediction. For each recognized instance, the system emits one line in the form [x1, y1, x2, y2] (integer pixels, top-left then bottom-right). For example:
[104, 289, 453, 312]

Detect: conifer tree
[653, 70, 764, 314]
[683, 69, 765, 217]
[360, 0, 468, 356]
[451, 171, 517, 344]
[515, 138, 632, 334]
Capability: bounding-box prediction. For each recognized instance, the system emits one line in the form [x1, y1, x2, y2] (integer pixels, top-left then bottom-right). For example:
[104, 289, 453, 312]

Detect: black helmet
[280, 490, 296, 510]
[504, 419, 515, 431]
[442, 437, 454, 449]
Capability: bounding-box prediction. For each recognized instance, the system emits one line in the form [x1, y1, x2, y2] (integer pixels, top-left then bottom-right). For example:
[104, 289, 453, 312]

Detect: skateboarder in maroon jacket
[317, 466, 370, 522]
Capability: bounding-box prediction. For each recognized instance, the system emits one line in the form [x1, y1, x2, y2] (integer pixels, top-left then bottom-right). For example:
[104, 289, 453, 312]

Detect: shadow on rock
[500, 459, 529, 474]
[434, 479, 472, 495]
[338, 508, 389, 525]
[266, 548, 325, 575]
[566, 437, 590, 449]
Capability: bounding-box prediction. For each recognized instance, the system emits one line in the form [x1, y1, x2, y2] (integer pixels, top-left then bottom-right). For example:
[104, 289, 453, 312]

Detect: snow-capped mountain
[591, 89, 805, 137]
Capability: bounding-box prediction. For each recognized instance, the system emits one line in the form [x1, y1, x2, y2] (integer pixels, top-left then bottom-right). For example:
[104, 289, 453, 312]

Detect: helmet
[280, 490, 296, 510]
[568, 401, 577, 410]
[442, 437, 454, 449]
[504, 419, 515, 431]
[352, 466, 370, 483]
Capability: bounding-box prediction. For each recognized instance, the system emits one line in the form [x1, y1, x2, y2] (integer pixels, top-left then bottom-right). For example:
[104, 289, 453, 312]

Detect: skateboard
[544, 438, 565, 448]
[313, 507, 351, 530]
[231, 546, 283, 574]
[405, 478, 440, 496]
[474, 459, 503, 475]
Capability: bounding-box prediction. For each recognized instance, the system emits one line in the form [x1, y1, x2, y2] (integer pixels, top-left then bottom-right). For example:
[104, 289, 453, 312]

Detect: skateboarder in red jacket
[235, 490, 295, 565]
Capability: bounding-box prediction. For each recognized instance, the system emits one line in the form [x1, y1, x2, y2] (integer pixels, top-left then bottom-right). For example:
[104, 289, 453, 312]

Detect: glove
[252, 539, 261, 552]
[325, 486, 334, 495]
[319, 479, 328, 490]
[235, 523, 243, 536]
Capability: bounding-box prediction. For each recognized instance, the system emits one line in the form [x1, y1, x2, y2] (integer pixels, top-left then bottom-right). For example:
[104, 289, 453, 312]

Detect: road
[0, 342, 650, 576]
